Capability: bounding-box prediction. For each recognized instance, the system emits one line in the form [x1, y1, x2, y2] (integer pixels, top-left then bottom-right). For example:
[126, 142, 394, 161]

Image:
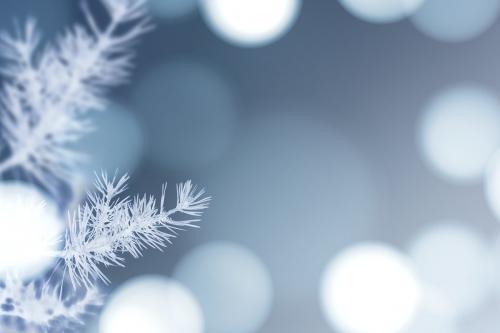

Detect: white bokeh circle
[200, 0, 301, 47]
[174, 242, 273, 333]
[100, 276, 203, 333]
[411, 0, 500, 42]
[0, 183, 63, 279]
[409, 222, 493, 316]
[320, 242, 421, 333]
[418, 84, 500, 183]
[402, 287, 458, 333]
[338, 0, 425, 23]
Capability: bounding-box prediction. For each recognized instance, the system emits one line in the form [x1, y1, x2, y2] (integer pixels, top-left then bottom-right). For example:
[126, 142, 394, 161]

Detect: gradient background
[2, 1, 500, 333]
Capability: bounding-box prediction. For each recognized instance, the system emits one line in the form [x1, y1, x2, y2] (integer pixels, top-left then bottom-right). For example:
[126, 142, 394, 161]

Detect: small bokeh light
[418, 84, 500, 184]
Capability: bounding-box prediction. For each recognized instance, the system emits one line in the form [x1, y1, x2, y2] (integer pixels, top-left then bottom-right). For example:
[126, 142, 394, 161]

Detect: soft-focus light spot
[200, 0, 301, 47]
[203, 110, 377, 301]
[75, 104, 145, 180]
[411, 0, 500, 42]
[490, 235, 500, 296]
[0, 183, 63, 279]
[418, 84, 500, 183]
[149, 0, 198, 20]
[133, 61, 237, 170]
[402, 287, 458, 333]
[100, 276, 203, 333]
[173, 242, 273, 333]
[459, 301, 500, 333]
[320, 243, 421, 333]
[338, 0, 424, 23]
[484, 151, 500, 220]
[409, 223, 493, 316]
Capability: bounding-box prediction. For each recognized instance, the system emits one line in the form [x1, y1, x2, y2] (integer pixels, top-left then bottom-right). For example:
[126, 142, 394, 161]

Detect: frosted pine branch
[61, 173, 211, 288]
[0, 275, 102, 332]
[0, 0, 151, 194]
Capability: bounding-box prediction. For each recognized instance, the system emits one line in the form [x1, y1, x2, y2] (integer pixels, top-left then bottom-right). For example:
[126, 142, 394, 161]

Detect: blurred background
[3, 0, 500, 332]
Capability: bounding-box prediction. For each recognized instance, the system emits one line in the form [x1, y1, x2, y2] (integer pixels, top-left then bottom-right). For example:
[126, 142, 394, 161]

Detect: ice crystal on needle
[0, 0, 151, 194]
[62, 173, 210, 288]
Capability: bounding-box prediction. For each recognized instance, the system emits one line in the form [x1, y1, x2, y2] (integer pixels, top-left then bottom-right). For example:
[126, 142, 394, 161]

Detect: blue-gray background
[2, 1, 500, 332]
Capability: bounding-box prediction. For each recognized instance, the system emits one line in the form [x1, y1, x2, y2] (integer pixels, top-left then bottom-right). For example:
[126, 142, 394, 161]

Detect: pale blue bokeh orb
[411, 0, 500, 42]
[418, 84, 500, 184]
[133, 61, 237, 170]
[338, 0, 424, 23]
[409, 222, 493, 317]
[174, 242, 273, 333]
[149, 0, 198, 20]
[202, 110, 377, 303]
[75, 104, 145, 180]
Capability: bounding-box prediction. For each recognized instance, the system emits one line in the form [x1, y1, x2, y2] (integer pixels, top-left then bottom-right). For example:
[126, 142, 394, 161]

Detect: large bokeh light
[100, 276, 203, 333]
[174, 242, 273, 333]
[76, 104, 145, 180]
[133, 61, 237, 170]
[411, 0, 500, 42]
[201, 110, 377, 304]
[409, 223, 493, 316]
[0, 183, 63, 279]
[338, 0, 424, 23]
[199, 0, 301, 47]
[320, 243, 421, 333]
[418, 84, 500, 183]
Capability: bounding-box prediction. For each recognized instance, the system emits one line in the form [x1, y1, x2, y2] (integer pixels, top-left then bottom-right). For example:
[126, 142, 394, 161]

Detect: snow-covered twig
[0, 0, 151, 194]
[61, 173, 211, 288]
[0, 275, 102, 332]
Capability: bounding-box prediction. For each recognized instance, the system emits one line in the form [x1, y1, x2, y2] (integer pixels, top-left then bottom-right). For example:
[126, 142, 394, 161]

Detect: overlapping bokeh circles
[320, 243, 421, 333]
[338, 0, 424, 23]
[173, 242, 273, 333]
[409, 222, 494, 317]
[484, 151, 500, 221]
[133, 61, 237, 171]
[0, 183, 63, 280]
[202, 110, 377, 304]
[411, 0, 500, 42]
[418, 84, 500, 184]
[402, 290, 458, 333]
[99, 276, 203, 333]
[199, 0, 301, 47]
